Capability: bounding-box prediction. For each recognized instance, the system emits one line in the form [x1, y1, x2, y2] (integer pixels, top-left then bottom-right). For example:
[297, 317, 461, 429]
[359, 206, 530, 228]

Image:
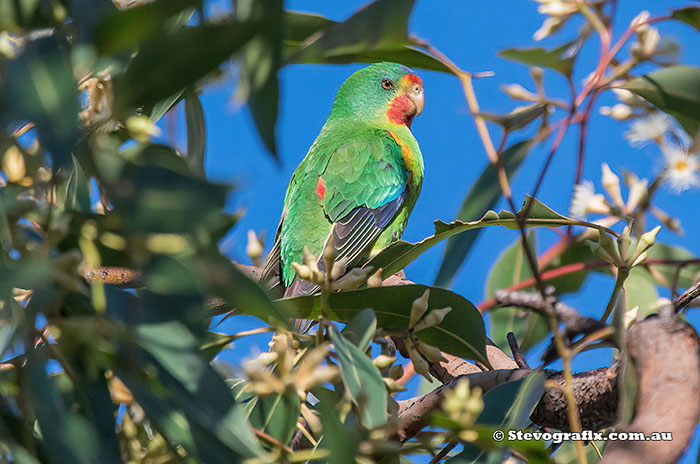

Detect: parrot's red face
[386, 73, 424, 127]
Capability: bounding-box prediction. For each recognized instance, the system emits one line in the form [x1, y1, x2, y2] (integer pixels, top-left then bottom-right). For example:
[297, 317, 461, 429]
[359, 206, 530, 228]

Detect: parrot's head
[330, 62, 424, 128]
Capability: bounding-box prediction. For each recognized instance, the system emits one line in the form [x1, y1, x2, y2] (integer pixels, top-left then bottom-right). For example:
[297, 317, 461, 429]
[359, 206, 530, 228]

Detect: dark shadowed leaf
[671, 6, 700, 33]
[625, 66, 700, 135]
[329, 327, 387, 428]
[434, 141, 532, 287]
[487, 233, 549, 353]
[247, 391, 300, 445]
[93, 0, 197, 54]
[285, 1, 450, 72]
[184, 89, 206, 176]
[314, 388, 359, 463]
[0, 36, 80, 168]
[150, 89, 185, 123]
[499, 41, 577, 76]
[236, 0, 283, 157]
[113, 20, 259, 114]
[342, 308, 377, 351]
[283, 285, 488, 365]
[367, 196, 577, 281]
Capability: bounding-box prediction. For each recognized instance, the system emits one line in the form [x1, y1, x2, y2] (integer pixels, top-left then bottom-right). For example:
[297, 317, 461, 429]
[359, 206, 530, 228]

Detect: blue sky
[167, 1, 700, 461]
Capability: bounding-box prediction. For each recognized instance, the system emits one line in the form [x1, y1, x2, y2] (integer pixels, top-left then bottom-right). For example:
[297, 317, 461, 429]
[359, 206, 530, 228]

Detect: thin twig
[507, 332, 530, 369]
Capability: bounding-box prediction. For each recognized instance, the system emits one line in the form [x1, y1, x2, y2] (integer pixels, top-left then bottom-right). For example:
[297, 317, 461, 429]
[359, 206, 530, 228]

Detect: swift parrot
[261, 62, 425, 312]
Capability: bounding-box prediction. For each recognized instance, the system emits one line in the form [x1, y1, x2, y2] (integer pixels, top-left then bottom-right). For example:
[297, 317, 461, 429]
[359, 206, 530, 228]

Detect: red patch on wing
[387, 95, 413, 126]
[386, 130, 401, 145]
[316, 176, 326, 203]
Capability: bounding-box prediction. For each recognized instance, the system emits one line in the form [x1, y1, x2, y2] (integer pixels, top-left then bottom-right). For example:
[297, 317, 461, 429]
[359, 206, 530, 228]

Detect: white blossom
[570, 180, 610, 219]
[599, 103, 632, 121]
[662, 146, 700, 192]
[624, 112, 671, 147]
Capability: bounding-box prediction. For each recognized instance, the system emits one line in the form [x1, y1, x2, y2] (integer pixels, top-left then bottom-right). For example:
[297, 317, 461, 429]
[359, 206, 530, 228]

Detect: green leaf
[499, 41, 577, 76]
[113, 20, 259, 114]
[671, 6, 700, 34]
[479, 104, 547, 133]
[625, 66, 700, 135]
[150, 89, 185, 123]
[367, 196, 577, 281]
[285, 2, 450, 73]
[624, 268, 659, 318]
[541, 240, 594, 294]
[0, 0, 43, 33]
[314, 387, 360, 464]
[0, 36, 80, 168]
[487, 233, 549, 353]
[184, 89, 206, 177]
[93, 0, 198, 55]
[247, 392, 300, 445]
[57, 155, 91, 212]
[283, 285, 488, 365]
[237, 0, 283, 157]
[434, 140, 532, 287]
[341, 308, 377, 351]
[329, 327, 387, 429]
[643, 243, 700, 288]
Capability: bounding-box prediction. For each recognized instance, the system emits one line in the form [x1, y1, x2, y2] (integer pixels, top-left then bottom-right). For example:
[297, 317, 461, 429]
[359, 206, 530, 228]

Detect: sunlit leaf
[283, 285, 488, 365]
[367, 196, 577, 281]
[499, 41, 578, 76]
[624, 268, 659, 318]
[329, 327, 387, 429]
[248, 392, 300, 445]
[626, 66, 700, 135]
[434, 141, 533, 287]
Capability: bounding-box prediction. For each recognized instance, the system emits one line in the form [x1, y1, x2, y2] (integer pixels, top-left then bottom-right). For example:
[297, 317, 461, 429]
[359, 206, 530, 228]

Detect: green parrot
[261, 62, 425, 309]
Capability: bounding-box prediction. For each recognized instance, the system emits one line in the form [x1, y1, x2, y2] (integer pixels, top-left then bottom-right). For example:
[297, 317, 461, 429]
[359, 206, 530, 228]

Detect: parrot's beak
[401, 73, 424, 121]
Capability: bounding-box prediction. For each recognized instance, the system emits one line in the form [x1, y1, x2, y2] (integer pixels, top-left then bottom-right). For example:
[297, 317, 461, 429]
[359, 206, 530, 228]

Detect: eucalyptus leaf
[367, 196, 577, 281]
[499, 41, 578, 76]
[487, 233, 549, 353]
[342, 308, 377, 351]
[329, 327, 387, 429]
[479, 104, 546, 133]
[184, 89, 206, 176]
[434, 140, 533, 287]
[57, 156, 91, 213]
[626, 66, 700, 135]
[671, 6, 700, 34]
[283, 285, 488, 365]
[248, 391, 300, 445]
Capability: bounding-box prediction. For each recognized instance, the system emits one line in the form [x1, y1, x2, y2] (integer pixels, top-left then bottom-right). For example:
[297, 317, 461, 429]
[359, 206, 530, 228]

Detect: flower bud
[125, 115, 161, 143]
[408, 290, 430, 329]
[389, 364, 403, 380]
[383, 377, 407, 393]
[414, 306, 452, 333]
[630, 250, 647, 268]
[500, 83, 537, 100]
[415, 340, 446, 363]
[367, 267, 383, 287]
[617, 225, 632, 261]
[624, 306, 639, 329]
[291, 262, 312, 281]
[601, 163, 624, 207]
[373, 354, 396, 370]
[246, 230, 263, 266]
[2, 145, 25, 183]
[406, 340, 431, 381]
[331, 267, 371, 291]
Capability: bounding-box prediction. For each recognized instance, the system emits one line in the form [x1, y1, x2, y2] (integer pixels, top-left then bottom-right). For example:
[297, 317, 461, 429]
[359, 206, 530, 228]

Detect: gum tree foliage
[0, 0, 699, 463]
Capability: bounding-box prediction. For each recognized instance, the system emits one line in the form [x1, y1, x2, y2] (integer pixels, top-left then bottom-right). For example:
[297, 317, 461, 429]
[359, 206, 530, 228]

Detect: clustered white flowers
[532, 0, 577, 41]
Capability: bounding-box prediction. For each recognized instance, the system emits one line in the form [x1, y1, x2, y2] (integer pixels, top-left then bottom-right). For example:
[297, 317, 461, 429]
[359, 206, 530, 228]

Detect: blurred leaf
[113, 20, 259, 114]
[448, 426, 550, 464]
[0, 0, 42, 32]
[487, 233, 549, 353]
[248, 391, 300, 445]
[434, 140, 532, 287]
[57, 155, 91, 212]
[479, 104, 547, 132]
[150, 89, 185, 122]
[237, 0, 283, 157]
[25, 352, 108, 463]
[640, 243, 700, 288]
[184, 89, 206, 176]
[367, 196, 576, 281]
[285, 1, 450, 73]
[0, 258, 51, 296]
[499, 41, 577, 76]
[0, 36, 81, 168]
[67, 0, 116, 43]
[329, 327, 387, 429]
[315, 387, 359, 464]
[555, 440, 606, 464]
[94, 0, 198, 54]
[283, 285, 488, 365]
[341, 308, 377, 351]
[625, 267, 659, 318]
[626, 66, 700, 135]
[671, 6, 700, 33]
[541, 240, 594, 294]
[477, 373, 545, 428]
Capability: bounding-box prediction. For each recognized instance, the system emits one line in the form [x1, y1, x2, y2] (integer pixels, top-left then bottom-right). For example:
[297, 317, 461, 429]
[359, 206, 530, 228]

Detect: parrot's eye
[381, 79, 394, 90]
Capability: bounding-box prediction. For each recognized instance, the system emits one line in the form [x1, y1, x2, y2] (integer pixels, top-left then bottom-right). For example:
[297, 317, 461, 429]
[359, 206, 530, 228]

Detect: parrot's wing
[284, 131, 408, 299]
